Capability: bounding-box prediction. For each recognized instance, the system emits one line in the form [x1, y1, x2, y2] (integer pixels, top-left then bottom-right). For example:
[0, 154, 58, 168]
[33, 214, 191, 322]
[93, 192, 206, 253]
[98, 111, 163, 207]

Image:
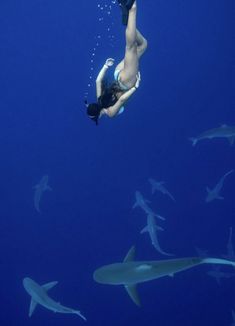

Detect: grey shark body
[133, 191, 165, 220]
[23, 277, 86, 320]
[149, 178, 175, 201]
[141, 214, 173, 256]
[93, 247, 235, 306]
[33, 175, 52, 212]
[189, 124, 235, 146]
[205, 170, 234, 202]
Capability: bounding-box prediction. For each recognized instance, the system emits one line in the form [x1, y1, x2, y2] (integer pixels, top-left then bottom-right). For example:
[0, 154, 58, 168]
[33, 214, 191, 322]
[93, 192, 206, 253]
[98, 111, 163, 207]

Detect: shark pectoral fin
[29, 298, 38, 317]
[42, 281, 58, 291]
[46, 186, 52, 191]
[123, 246, 135, 262]
[125, 284, 140, 306]
[217, 196, 224, 200]
[132, 202, 138, 209]
[156, 226, 164, 231]
[140, 226, 148, 234]
[228, 136, 235, 145]
[156, 214, 165, 221]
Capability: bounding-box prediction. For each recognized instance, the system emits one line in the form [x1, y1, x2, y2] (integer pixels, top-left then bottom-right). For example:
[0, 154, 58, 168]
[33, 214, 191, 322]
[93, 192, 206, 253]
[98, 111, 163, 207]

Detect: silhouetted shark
[189, 124, 235, 146]
[23, 277, 86, 320]
[93, 247, 235, 306]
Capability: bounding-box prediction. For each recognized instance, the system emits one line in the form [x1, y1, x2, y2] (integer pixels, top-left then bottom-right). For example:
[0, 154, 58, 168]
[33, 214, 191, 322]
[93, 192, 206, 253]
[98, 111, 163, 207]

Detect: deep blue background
[0, 0, 234, 325]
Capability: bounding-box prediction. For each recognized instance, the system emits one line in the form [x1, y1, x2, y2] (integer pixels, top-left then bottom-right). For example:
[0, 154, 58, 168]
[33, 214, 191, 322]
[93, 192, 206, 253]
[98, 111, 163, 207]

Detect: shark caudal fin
[202, 257, 235, 267]
[189, 137, 198, 146]
[73, 310, 87, 321]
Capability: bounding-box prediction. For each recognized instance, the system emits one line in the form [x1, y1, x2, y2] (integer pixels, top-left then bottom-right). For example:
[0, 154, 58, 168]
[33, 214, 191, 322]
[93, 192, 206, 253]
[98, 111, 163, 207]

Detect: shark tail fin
[125, 284, 141, 307]
[202, 257, 235, 267]
[74, 310, 87, 321]
[189, 137, 197, 146]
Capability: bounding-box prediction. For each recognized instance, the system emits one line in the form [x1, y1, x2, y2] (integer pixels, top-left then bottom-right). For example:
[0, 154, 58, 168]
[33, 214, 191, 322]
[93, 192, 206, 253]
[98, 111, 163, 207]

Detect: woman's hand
[105, 58, 115, 67]
[135, 72, 141, 89]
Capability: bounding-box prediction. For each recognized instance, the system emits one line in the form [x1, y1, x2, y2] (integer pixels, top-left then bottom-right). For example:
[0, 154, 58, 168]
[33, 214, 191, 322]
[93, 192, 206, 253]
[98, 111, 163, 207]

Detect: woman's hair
[86, 80, 122, 125]
[98, 81, 121, 108]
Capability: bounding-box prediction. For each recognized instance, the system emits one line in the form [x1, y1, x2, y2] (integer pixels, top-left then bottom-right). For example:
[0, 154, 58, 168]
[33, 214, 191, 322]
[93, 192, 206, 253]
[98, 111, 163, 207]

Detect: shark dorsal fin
[42, 281, 58, 291]
[125, 284, 140, 306]
[29, 298, 37, 317]
[124, 246, 135, 262]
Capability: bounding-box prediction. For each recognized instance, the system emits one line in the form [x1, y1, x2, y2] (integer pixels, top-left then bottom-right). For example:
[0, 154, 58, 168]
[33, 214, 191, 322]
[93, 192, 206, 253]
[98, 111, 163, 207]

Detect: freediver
[85, 1, 147, 125]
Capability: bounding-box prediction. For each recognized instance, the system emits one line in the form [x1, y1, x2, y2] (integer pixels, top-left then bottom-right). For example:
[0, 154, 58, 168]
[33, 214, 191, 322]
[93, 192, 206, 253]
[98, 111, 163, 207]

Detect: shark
[93, 246, 235, 306]
[133, 191, 165, 220]
[140, 214, 173, 256]
[189, 124, 235, 146]
[148, 178, 175, 201]
[207, 265, 235, 285]
[205, 170, 234, 202]
[33, 175, 52, 212]
[23, 277, 86, 321]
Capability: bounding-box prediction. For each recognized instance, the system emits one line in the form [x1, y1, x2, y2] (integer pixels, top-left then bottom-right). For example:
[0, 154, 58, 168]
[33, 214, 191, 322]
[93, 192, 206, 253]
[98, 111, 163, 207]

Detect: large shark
[140, 214, 173, 256]
[205, 170, 234, 202]
[148, 178, 175, 201]
[189, 124, 235, 146]
[23, 277, 86, 321]
[93, 246, 235, 306]
[133, 191, 165, 220]
[33, 175, 52, 212]
[207, 265, 235, 285]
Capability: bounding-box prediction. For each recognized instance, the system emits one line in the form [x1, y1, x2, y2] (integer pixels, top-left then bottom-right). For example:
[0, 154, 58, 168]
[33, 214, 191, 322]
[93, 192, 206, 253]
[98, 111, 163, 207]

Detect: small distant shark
[205, 170, 234, 202]
[93, 246, 235, 306]
[33, 175, 52, 212]
[23, 277, 86, 321]
[133, 191, 165, 220]
[149, 178, 175, 202]
[140, 214, 173, 256]
[189, 124, 235, 146]
[207, 265, 235, 285]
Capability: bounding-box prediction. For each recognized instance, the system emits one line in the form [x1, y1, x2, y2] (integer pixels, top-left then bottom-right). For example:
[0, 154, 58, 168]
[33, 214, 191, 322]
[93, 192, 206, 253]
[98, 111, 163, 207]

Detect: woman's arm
[103, 86, 137, 118]
[103, 73, 141, 118]
[96, 58, 115, 98]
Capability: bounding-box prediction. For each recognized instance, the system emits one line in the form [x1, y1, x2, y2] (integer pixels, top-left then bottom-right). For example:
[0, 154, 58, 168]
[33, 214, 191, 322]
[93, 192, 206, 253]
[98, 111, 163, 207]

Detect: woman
[86, 1, 147, 125]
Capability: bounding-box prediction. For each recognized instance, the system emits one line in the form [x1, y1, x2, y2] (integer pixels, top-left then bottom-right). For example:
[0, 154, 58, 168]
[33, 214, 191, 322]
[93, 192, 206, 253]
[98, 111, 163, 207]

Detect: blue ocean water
[0, 0, 234, 325]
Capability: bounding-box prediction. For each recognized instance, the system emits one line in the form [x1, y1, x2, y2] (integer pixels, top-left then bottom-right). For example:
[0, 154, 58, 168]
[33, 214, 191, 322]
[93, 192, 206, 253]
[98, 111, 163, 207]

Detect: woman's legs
[136, 29, 148, 58]
[117, 2, 147, 88]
